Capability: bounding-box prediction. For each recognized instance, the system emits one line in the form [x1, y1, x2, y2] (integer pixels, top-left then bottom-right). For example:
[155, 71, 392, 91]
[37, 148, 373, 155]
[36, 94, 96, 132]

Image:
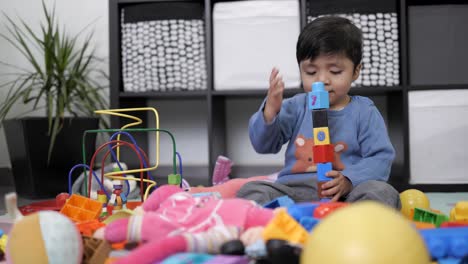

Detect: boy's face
[300, 54, 361, 110]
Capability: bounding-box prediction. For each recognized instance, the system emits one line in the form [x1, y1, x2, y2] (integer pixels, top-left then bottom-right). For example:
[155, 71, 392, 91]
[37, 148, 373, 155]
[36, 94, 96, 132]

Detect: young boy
[236, 16, 400, 208]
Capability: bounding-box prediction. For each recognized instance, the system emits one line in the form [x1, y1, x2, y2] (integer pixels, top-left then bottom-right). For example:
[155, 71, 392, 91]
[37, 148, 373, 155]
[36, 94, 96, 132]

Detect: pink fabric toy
[104, 185, 274, 263]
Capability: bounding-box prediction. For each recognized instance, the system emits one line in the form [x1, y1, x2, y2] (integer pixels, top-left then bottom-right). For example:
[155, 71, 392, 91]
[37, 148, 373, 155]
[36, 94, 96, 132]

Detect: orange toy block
[413, 221, 436, 229]
[262, 208, 308, 245]
[313, 144, 334, 164]
[77, 220, 106, 236]
[60, 194, 102, 222]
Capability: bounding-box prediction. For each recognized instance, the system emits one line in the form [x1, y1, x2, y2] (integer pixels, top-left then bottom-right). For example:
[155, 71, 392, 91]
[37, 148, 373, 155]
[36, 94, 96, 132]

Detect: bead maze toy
[65, 107, 184, 215]
[308, 81, 334, 199]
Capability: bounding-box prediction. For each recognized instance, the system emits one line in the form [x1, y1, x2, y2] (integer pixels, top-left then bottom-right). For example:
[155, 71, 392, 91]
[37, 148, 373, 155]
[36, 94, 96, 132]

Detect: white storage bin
[213, 1, 301, 90]
[409, 90, 468, 184]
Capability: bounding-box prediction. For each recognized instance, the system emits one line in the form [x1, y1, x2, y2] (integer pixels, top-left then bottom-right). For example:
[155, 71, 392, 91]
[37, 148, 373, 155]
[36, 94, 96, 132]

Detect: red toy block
[440, 221, 468, 228]
[313, 144, 335, 164]
[313, 202, 348, 219]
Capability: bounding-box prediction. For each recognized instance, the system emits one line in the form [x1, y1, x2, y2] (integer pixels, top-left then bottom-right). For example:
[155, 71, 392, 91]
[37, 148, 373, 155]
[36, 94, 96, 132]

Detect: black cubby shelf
[119, 91, 208, 99]
[109, 0, 468, 190]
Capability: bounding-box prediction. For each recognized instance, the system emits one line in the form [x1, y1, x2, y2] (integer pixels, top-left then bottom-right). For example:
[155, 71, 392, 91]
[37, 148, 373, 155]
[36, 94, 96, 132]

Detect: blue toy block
[263, 195, 295, 209]
[437, 258, 462, 264]
[319, 198, 331, 203]
[419, 227, 468, 259]
[0, 229, 3, 237]
[287, 203, 320, 222]
[317, 162, 332, 182]
[161, 253, 214, 264]
[299, 216, 320, 232]
[308, 82, 329, 110]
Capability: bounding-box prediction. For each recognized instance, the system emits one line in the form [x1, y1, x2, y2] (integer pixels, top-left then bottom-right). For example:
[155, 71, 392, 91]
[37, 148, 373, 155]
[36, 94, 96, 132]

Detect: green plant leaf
[1, 0, 109, 162]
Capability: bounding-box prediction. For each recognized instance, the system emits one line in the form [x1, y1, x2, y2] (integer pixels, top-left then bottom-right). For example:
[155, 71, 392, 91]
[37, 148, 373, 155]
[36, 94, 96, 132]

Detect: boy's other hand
[320, 170, 353, 202]
[264, 67, 284, 123]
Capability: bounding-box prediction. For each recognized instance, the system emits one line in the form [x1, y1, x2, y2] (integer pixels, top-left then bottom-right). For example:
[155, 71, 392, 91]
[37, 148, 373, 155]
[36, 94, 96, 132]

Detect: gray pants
[236, 177, 401, 209]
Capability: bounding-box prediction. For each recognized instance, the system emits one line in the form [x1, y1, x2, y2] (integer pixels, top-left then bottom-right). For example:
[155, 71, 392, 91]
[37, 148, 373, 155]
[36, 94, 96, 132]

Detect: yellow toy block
[313, 127, 330, 146]
[262, 208, 309, 245]
[450, 201, 468, 221]
[60, 194, 102, 222]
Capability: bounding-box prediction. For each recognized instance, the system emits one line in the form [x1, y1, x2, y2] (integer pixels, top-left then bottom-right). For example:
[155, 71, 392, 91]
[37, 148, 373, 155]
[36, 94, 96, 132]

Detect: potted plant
[0, 1, 109, 198]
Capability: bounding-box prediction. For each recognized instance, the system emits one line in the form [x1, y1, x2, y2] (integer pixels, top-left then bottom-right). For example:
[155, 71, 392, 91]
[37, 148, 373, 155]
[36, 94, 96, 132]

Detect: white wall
[0, 0, 109, 167]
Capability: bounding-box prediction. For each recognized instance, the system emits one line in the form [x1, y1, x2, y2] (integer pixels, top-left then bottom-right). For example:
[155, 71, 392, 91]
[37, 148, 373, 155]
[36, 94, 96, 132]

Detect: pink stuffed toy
[103, 185, 273, 264]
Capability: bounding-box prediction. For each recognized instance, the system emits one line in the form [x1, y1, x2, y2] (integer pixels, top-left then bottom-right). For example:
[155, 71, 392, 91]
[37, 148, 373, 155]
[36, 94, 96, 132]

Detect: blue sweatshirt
[249, 93, 395, 186]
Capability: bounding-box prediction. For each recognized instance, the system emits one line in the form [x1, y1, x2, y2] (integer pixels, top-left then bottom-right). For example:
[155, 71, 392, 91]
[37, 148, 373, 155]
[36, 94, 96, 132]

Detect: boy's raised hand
[264, 67, 284, 123]
[320, 170, 353, 202]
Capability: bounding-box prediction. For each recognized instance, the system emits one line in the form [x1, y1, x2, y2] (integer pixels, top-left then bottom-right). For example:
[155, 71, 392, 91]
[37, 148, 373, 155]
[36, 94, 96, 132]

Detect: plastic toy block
[263, 195, 295, 209]
[317, 162, 332, 182]
[160, 253, 214, 263]
[308, 82, 329, 110]
[262, 208, 308, 245]
[312, 109, 328, 128]
[437, 258, 463, 264]
[313, 144, 335, 164]
[60, 194, 102, 222]
[319, 198, 331, 203]
[419, 227, 468, 259]
[299, 216, 320, 231]
[413, 221, 436, 229]
[313, 127, 330, 146]
[287, 203, 320, 222]
[413, 207, 449, 227]
[450, 201, 468, 221]
[168, 173, 182, 185]
[313, 202, 348, 219]
[76, 220, 106, 236]
[82, 236, 112, 264]
[440, 221, 468, 228]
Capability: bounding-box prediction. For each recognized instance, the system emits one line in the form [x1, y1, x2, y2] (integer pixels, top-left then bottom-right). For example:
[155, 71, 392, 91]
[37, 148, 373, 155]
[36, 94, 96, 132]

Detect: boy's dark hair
[296, 16, 362, 69]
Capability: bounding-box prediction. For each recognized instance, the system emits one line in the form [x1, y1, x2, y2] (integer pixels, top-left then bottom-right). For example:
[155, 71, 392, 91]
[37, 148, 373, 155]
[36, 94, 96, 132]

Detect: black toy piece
[266, 239, 301, 264]
[220, 239, 245, 255]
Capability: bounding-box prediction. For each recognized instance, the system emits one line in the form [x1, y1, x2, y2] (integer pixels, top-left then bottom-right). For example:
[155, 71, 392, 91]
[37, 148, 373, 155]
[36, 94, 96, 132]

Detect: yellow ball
[301, 201, 430, 264]
[400, 189, 430, 219]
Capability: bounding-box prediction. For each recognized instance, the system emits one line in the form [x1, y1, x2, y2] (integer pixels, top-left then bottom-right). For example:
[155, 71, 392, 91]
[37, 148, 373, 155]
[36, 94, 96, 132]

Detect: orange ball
[400, 189, 430, 219]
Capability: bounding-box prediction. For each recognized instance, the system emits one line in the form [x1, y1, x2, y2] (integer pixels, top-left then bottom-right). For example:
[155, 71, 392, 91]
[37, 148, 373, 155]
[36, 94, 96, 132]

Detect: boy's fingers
[321, 185, 338, 197]
[270, 68, 279, 82]
[331, 192, 341, 202]
[325, 171, 340, 178]
[321, 178, 338, 190]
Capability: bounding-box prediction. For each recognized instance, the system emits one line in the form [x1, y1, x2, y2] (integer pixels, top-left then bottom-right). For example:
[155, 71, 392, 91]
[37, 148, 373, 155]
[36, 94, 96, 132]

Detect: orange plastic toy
[60, 194, 102, 222]
[262, 208, 308, 245]
[76, 220, 106, 236]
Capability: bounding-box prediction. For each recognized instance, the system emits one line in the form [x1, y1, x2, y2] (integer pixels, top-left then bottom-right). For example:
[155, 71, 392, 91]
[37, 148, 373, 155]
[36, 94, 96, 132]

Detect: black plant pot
[3, 117, 99, 199]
